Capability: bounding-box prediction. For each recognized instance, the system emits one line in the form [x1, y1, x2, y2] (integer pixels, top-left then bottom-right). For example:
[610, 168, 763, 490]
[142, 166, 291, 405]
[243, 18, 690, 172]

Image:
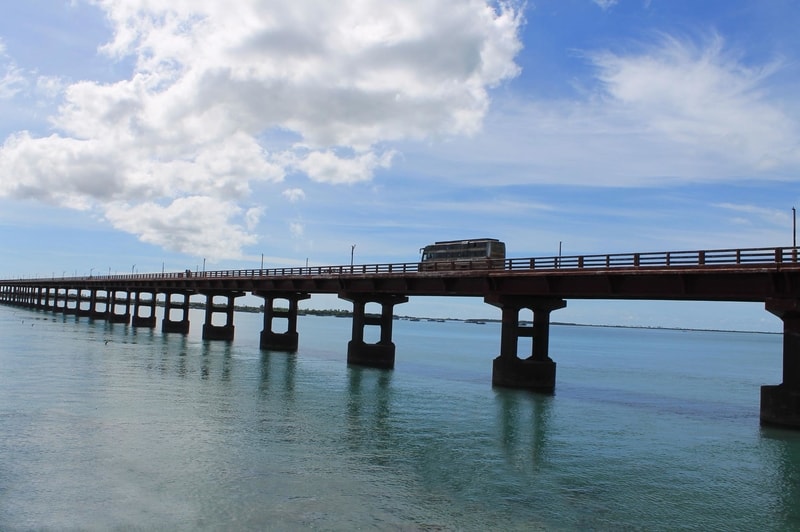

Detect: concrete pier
[487, 296, 566, 393]
[54, 288, 67, 313]
[256, 291, 310, 351]
[63, 289, 78, 315]
[106, 290, 131, 323]
[201, 291, 243, 341]
[88, 289, 108, 320]
[761, 298, 800, 428]
[342, 294, 408, 369]
[162, 291, 191, 334]
[132, 291, 157, 328]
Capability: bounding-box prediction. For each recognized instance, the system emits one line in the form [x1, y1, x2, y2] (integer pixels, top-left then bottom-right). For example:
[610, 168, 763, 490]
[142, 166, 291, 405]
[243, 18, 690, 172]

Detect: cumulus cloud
[0, 0, 523, 259]
[104, 197, 259, 258]
[293, 150, 396, 185]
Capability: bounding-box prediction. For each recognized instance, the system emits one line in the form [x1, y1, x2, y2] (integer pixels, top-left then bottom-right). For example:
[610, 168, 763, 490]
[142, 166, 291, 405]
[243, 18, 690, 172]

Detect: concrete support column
[256, 291, 311, 351]
[201, 291, 243, 341]
[762, 298, 800, 428]
[41, 287, 52, 311]
[64, 288, 78, 315]
[51, 287, 60, 313]
[89, 289, 109, 320]
[57, 288, 69, 314]
[340, 293, 408, 369]
[486, 296, 566, 393]
[35, 287, 45, 310]
[21, 286, 30, 307]
[76, 289, 93, 317]
[132, 291, 157, 327]
[108, 290, 131, 324]
[162, 291, 191, 334]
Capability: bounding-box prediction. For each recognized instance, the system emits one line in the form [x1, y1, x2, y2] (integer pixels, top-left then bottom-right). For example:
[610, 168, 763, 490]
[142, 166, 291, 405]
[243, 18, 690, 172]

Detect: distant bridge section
[2, 246, 800, 429]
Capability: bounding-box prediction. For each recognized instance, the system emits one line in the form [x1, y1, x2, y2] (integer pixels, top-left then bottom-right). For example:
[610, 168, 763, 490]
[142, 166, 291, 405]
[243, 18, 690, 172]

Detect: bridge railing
[505, 247, 799, 272]
[5, 247, 800, 284]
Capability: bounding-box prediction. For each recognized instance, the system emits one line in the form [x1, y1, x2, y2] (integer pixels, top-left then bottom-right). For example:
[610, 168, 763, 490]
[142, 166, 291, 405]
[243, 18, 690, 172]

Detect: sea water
[1, 304, 799, 531]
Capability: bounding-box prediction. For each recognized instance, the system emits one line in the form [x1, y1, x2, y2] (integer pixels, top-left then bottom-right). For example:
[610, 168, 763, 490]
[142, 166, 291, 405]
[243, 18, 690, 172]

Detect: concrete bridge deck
[3, 246, 800, 428]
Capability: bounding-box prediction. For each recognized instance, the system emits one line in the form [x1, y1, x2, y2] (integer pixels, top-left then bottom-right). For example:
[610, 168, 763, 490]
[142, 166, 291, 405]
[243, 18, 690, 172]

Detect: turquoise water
[1, 304, 799, 531]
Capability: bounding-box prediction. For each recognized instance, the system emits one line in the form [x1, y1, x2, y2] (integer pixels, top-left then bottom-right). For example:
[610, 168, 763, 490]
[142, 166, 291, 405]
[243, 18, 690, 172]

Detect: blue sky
[1, 0, 798, 331]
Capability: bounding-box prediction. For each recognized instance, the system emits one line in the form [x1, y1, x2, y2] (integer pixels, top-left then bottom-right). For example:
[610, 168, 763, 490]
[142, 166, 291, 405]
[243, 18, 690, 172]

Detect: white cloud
[35, 76, 65, 100]
[289, 222, 305, 238]
[294, 150, 396, 185]
[592, 0, 619, 10]
[424, 33, 799, 187]
[282, 188, 306, 202]
[590, 34, 796, 171]
[714, 202, 790, 227]
[0, 0, 523, 258]
[0, 41, 27, 99]
[104, 197, 258, 260]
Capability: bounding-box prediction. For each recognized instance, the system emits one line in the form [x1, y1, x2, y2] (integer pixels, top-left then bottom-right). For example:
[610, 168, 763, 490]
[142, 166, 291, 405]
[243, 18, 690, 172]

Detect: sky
[1, 0, 799, 331]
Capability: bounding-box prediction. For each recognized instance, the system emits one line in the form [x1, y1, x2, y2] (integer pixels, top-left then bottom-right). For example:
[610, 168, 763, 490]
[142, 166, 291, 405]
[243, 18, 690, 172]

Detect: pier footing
[347, 341, 396, 369]
[132, 315, 157, 328]
[261, 330, 300, 351]
[761, 385, 800, 428]
[203, 324, 235, 341]
[162, 319, 190, 334]
[492, 356, 557, 393]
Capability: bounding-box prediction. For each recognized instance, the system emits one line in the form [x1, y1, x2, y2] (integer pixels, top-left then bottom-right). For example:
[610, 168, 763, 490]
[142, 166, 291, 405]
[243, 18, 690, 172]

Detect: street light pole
[351, 244, 356, 267]
[558, 241, 562, 268]
[793, 207, 796, 248]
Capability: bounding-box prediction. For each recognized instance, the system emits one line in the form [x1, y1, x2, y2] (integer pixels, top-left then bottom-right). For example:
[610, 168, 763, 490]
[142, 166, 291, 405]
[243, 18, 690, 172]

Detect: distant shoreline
[217, 303, 779, 335]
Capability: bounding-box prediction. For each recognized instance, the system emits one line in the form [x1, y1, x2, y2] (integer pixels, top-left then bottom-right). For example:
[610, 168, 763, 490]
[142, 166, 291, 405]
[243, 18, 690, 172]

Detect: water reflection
[495, 389, 553, 471]
[258, 351, 297, 402]
[201, 341, 233, 381]
[346, 367, 393, 456]
[760, 427, 800, 526]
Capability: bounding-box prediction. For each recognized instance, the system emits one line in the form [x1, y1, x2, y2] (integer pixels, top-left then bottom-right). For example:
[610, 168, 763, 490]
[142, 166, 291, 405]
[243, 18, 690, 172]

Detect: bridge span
[3, 246, 800, 428]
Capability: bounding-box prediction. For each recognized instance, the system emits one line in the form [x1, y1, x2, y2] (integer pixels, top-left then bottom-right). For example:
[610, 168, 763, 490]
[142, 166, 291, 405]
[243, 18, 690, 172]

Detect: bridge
[3, 246, 800, 429]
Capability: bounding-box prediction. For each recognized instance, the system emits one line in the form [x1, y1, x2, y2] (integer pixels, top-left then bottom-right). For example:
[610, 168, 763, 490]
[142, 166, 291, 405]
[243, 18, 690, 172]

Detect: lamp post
[351, 244, 356, 267]
[558, 241, 562, 268]
[793, 206, 796, 248]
